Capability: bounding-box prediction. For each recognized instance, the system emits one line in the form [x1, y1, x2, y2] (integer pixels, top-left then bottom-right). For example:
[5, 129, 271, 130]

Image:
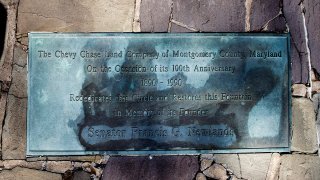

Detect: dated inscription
[27, 33, 290, 155]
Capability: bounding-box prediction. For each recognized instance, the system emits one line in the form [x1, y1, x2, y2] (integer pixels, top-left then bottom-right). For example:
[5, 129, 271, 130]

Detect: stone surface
[0, 2, 5, 59]
[200, 154, 214, 171]
[0, 81, 10, 92]
[230, 175, 242, 180]
[239, 153, 272, 180]
[0, 45, 26, 153]
[305, 0, 320, 76]
[201, 159, 213, 171]
[72, 171, 91, 180]
[172, 0, 246, 32]
[0, 167, 62, 180]
[102, 156, 199, 180]
[13, 44, 27, 67]
[312, 93, 320, 121]
[283, 0, 320, 83]
[0, 160, 44, 170]
[0, 0, 7, 6]
[45, 161, 73, 174]
[0, 0, 318, 179]
[0, 0, 19, 6]
[27, 155, 109, 164]
[203, 163, 228, 180]
[250, 0, 286, 32]
[266, 153, 281, 180]
[81, 162, 103, 178]
[292, 84, 307, 97]
[0, 1, 17, 82]
[312, 81, 320, 93]
[2, 95, 27, 159]
[283, 0, 309, 83]
[132, 0, 141, 32]
[8, 62, 27, 98]
[311, 70, 317, 81]
[17, 0, 135, 45]
[312, 93, 320, 150]
[291, 98, 318, 153]
[279, 154, 320, 180]
[290, 44, 309, 84]
[0, 92, 7, 149]
[213, 154, 241, 178]
[196, 173, 207, 180]
[170, 23, 194, 32]
[140, 0, 172, 32]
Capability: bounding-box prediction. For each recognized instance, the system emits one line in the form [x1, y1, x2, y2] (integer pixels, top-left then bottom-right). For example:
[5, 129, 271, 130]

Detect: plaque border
[27, 32, 291, 156]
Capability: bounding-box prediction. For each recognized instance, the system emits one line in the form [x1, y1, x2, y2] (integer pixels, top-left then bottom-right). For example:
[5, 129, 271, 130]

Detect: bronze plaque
[27, 33, 290, 155]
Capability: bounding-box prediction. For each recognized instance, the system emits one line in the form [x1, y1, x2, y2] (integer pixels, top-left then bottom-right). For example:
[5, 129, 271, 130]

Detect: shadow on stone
[0, 3, 6, 59]
[102, 156, 199, 180]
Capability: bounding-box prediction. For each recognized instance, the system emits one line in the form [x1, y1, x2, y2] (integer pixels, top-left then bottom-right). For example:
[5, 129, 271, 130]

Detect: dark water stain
[75, 38, 281, 151]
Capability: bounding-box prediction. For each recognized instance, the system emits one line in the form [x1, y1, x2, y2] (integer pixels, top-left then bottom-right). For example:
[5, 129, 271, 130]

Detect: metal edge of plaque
[27, 32, 291, 156]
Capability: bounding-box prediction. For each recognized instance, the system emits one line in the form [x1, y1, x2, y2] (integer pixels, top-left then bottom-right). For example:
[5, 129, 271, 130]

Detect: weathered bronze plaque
[27, 33, 290, 155]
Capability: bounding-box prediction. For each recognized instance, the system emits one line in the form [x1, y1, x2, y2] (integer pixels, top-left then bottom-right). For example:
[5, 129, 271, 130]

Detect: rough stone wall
[0, 0, 319, 179]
